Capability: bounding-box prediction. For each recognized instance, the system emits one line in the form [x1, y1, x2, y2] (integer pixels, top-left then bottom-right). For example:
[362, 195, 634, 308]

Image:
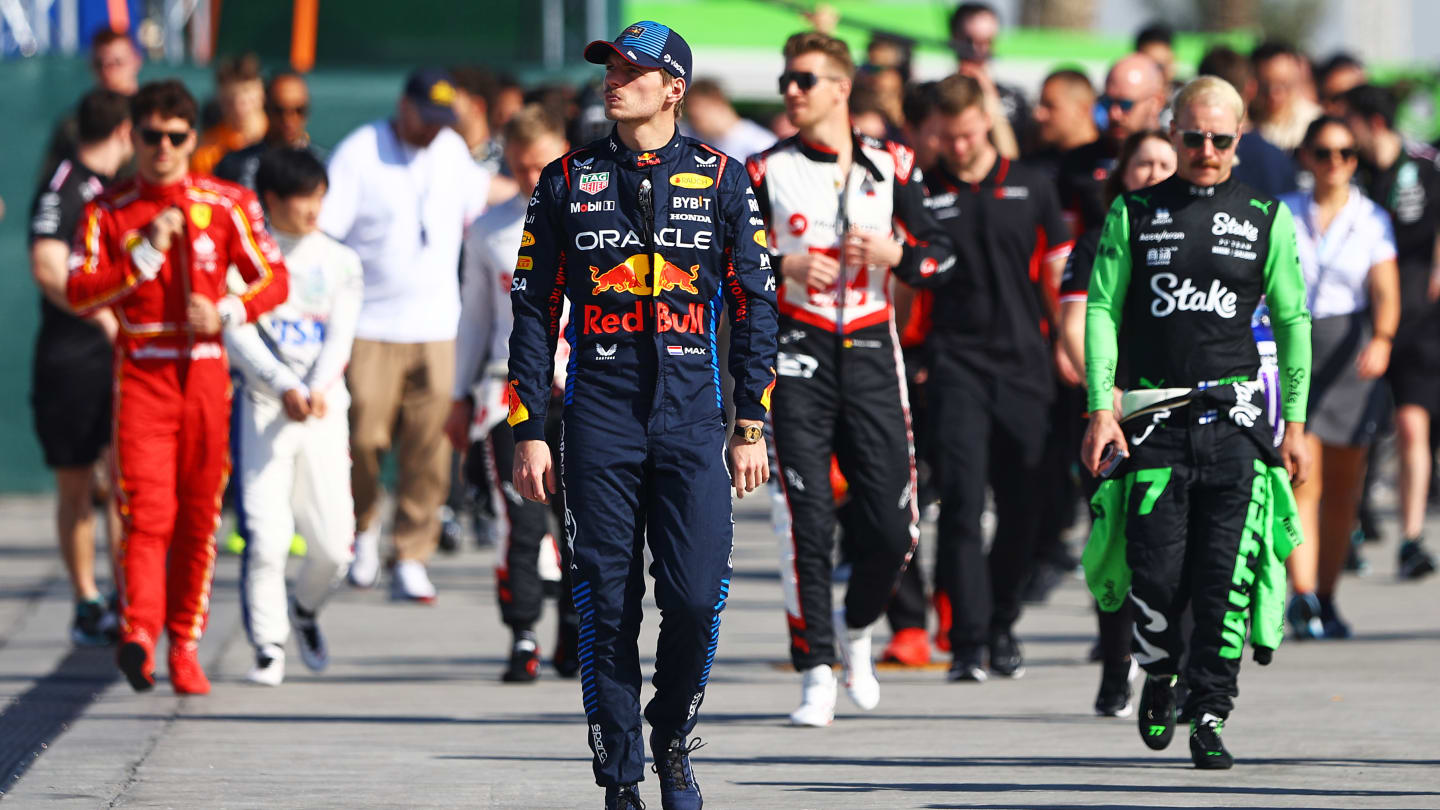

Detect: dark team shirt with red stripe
[922, 156, 1072, 391]
[28, 159, 111, 362]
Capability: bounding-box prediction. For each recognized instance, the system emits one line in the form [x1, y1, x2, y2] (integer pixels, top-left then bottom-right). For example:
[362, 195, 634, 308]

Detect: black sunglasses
[1180, 130, 1237, 150]
[1311, 146, 1357, 162]
[779, 71, 838, 93]
[139, 128, 190, 147]
[1098, 94, 1137, 113]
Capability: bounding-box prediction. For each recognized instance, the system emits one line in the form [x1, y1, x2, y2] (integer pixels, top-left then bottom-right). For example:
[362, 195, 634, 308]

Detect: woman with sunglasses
[1057, 129, 1176, 718]
[1278, 117, 1400, 639]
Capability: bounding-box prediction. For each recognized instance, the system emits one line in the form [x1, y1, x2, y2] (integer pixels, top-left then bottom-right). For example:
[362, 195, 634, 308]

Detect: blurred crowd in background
[19, 1, 1439, 713]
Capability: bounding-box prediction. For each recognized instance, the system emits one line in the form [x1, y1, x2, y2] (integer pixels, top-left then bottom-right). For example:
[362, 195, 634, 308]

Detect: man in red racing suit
[67, 80, 288, 694]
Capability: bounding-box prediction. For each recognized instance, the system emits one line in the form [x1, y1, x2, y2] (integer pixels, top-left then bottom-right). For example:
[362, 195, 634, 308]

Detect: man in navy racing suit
[507, 21, 778, 810]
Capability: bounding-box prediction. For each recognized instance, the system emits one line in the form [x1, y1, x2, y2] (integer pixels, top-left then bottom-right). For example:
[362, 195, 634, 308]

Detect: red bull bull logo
[589, 255, 703, 297]
[655, 261, 700, 294]
[589, 255, 653, 295]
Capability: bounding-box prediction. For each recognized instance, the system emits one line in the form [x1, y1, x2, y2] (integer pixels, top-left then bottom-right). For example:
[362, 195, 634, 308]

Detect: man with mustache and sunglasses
[747, 31, 955, 728]
[67, 79, 289, 695]
[1081, 76, 1311, 769]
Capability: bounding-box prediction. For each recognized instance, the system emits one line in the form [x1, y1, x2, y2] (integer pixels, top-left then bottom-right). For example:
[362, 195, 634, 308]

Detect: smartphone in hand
[1098, 443, 1128, 479]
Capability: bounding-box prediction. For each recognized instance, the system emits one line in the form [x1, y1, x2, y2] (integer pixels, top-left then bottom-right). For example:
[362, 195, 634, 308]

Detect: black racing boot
[604, 783, 646, 809]
[1189, 712, 1234, 769]
[1137, 673, 1177, 750]
[651, 732, 704, 810]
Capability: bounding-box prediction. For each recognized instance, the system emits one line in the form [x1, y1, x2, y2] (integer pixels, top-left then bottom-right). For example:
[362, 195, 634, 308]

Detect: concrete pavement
[0, 492, 1437, 809]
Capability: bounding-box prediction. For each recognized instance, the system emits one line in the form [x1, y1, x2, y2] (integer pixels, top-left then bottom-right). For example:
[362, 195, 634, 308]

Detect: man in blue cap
[319, 68, 495, 602]
[508, 20, 778, 810]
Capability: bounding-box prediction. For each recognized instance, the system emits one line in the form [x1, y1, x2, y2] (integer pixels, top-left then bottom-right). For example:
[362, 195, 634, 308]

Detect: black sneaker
[1399, 539, 1437, 580]
[71, 598, 116, 647]
[947, 646, 987, 682]
[651, 733, 704, 810]
[552, 622, 580, 678]
[1316, 596, 1352, 639]
[1285, 592, 1323, 640]
[1137, 673, 1177, 750]
[289, 598, 329, 671]
[437, 509, 463, 555]
[604, 783, 646, 810]
[1189, 712, 1234, 769]
[1095, 657, 1137, 717]
[502, 634, 540, 683]
[988, 631, 1025, 678]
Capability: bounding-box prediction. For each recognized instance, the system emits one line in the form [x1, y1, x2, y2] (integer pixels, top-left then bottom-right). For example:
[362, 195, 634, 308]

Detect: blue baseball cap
[584, 21, 692, 85]
[403, 67, 459, 126]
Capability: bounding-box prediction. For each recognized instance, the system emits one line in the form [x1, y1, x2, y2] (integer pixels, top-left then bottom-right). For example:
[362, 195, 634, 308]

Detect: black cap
[403, 67, 459, 126]
[583, 21, 692, 85]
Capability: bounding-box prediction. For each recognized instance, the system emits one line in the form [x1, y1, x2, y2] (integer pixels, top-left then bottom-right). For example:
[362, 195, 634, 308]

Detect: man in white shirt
[318, 68, 491, 601]
[228, 148, 364, 685]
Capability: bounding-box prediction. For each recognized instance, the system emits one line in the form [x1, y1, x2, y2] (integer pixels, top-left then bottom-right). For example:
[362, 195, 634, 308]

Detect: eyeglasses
[779, 71, 841, 94]
[1311, 146, 1357, 162]
[138, 128, 190, 147]
[1098, 94, 1138, 113]
[1180, 130, 1237, 150]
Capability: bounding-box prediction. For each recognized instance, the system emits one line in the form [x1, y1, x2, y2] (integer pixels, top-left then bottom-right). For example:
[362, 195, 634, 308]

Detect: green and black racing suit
[1083, 174, 1311, 720]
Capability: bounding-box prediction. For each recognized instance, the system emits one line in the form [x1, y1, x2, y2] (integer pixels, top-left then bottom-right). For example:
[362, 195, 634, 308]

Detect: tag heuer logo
[578, 172, 610, 195]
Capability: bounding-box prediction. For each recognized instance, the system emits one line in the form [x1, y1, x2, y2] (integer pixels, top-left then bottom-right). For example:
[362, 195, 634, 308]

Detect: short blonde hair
[1172, 75, 1246, 126]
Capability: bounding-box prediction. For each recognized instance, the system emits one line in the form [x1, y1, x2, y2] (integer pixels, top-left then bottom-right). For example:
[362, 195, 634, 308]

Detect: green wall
[0, 58, 414, 492]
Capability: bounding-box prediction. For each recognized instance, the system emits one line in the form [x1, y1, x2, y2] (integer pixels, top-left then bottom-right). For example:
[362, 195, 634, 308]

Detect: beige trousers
[347, 338, 455, 562]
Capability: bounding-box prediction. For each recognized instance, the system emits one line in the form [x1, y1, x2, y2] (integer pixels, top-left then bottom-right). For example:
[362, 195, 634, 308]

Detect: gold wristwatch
[733, 423, 763, 444]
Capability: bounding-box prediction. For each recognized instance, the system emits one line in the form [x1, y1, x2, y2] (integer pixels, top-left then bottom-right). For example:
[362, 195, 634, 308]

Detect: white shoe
[789, 664, 836, 727]
[538, 532, 562, 585]
[246, 644, 285, 686]
[348, 527, 381, 588]
[391, 559, 437, 603]
[837, 616, 880, 711]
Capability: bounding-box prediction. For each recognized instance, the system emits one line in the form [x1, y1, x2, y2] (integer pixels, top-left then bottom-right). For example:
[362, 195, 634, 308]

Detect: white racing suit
[227, 229, 364, 650]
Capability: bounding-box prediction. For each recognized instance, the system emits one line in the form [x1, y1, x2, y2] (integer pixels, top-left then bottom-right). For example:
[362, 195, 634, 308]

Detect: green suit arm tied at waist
[1082, 464, 1302, 655]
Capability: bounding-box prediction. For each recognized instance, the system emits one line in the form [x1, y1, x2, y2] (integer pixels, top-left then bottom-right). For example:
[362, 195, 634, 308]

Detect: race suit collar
[796, 132, 884, 179]
[1174, 173, 1236, 198]
[935, 153, 1009, 190]
[607, 125, 686, 169]
[136, 173, 193, 203]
